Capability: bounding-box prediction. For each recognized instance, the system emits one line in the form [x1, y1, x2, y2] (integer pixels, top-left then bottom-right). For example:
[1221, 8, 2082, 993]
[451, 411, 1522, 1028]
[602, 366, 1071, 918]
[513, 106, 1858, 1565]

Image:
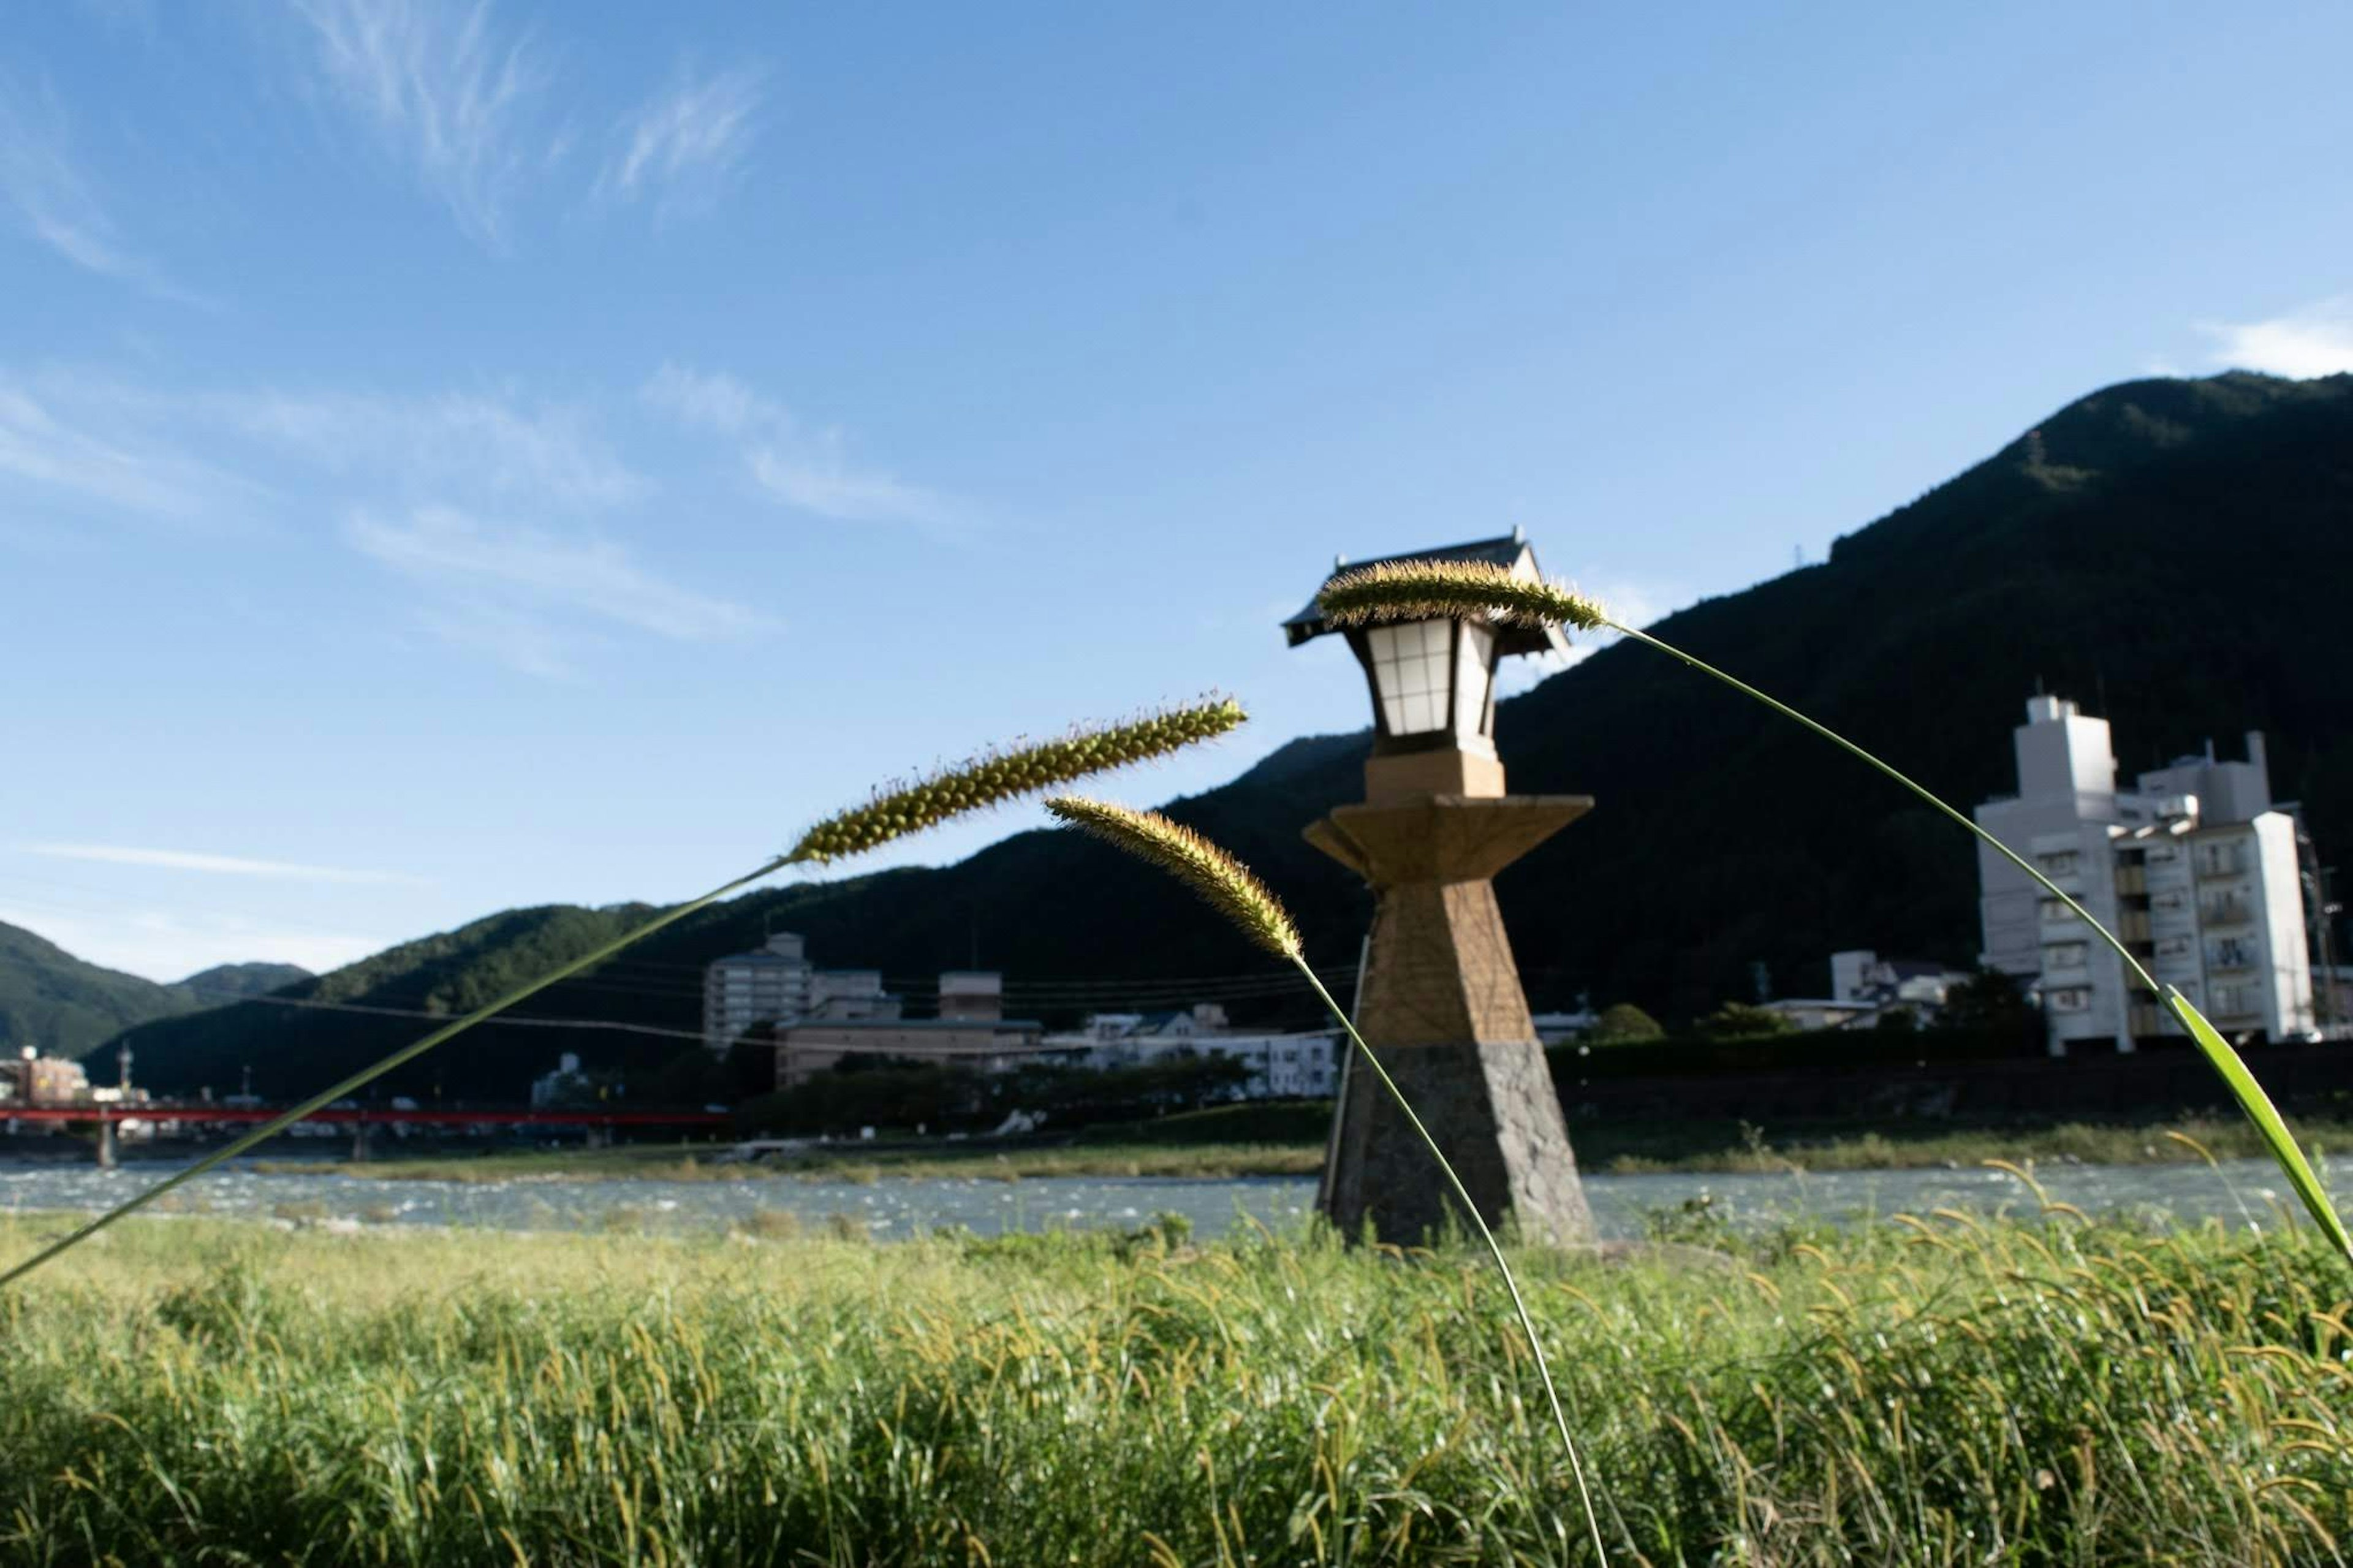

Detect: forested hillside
[1, 923, 200, 1058]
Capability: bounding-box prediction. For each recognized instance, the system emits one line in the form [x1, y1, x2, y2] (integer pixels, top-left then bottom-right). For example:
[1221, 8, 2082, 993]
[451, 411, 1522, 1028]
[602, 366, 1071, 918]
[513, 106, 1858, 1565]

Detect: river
[1, 1154, 2335, 1241]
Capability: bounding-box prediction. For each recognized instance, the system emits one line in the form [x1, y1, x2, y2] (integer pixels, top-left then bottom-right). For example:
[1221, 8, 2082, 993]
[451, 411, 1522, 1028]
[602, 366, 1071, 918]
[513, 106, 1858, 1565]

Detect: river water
[0, 1154, 2334, 1241]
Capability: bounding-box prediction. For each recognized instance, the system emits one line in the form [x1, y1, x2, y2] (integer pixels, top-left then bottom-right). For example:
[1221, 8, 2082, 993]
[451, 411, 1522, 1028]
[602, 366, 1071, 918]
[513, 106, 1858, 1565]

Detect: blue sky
[4, 1, 2351, 982]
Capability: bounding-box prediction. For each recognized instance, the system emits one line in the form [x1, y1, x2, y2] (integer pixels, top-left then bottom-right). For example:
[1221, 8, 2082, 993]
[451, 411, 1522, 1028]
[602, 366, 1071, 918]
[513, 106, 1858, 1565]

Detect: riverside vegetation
[4, 1207, 2351, 1566]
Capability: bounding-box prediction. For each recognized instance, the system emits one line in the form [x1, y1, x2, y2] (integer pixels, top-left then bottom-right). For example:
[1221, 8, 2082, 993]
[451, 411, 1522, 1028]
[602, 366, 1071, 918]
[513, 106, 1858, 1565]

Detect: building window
[2044, 942, 2089, 969]
[2206, 937, 2255, 971]
[2048, 988, 2090, 1012]
[2039, 850, 2080, 876]
[2196, 842, 2248, 878]
[2039, 898, 2080, 925]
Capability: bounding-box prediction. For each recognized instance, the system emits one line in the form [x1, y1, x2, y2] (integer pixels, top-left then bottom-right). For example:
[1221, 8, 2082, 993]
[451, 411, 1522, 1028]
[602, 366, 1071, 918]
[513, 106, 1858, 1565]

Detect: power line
[159, 982, 1353, 1056]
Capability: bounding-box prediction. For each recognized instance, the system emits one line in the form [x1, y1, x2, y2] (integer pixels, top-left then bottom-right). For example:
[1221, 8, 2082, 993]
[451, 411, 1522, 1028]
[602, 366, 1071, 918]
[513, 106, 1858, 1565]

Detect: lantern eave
[1280, 531, 1571, 660]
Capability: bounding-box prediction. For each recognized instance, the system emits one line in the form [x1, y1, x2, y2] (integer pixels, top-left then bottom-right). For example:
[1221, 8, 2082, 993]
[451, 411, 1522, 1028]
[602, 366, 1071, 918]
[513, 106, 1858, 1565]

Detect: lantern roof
[1280, 528, 1571, 658]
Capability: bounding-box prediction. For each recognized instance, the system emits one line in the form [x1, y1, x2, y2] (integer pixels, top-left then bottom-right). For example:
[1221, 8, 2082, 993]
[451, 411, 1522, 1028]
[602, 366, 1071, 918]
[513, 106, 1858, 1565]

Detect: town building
[1040, 1006, 1341, 1099]
[1975, 695, 2317, 1053]
[703, 933, 816, 1051]
[0, 1046, 92, 1106]
[1751, 950, 1977, 1030]
[529, 1052, 593, 1108]
[938, 971, 1003, 1021]
[810, 970, 903, 1022]
[1530, 1009, 1599, 1045]
[774, 1015, 1047, 1088]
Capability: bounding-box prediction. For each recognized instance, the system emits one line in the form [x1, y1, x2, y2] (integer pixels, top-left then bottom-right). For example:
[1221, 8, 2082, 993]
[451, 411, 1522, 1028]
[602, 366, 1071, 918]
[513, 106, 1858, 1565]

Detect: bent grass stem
[1295, 963, 1610, 1567]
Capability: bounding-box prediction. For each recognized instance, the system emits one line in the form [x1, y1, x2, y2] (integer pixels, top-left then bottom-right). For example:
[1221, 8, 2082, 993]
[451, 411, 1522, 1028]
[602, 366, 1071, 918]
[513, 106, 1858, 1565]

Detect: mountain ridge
[0, 923, 311, 1059]
[102, 371, 2353, 1098]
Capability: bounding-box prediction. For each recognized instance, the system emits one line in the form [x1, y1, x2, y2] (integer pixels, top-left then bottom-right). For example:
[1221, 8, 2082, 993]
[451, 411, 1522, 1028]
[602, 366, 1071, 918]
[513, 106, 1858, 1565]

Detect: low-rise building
[774, 1017, 1047, 1088]
[0, 1046, 92, 1106]
[1039, 1006, 1339, 1099]
[810, 969, 903, 1021]
[1756, 997, 1879, 1032]
[938, 971, 1004, 1021]
[1530, 1009, 1598, 1045]
[529, 1052, 593, 1108]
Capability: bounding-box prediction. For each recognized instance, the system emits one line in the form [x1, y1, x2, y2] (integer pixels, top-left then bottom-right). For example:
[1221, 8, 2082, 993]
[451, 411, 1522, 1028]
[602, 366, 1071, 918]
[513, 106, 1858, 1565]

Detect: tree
[1586, 1003, 1664, 1044]
[1698, 1002, 1797, 1041]
[1934, 968, 2042, 1048]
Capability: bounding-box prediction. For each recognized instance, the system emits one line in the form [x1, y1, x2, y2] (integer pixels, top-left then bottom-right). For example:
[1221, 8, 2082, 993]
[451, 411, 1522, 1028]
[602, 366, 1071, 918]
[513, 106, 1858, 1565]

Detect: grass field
[4, 1204, 2350, 1564]
[240, 1105, 2353, 1184]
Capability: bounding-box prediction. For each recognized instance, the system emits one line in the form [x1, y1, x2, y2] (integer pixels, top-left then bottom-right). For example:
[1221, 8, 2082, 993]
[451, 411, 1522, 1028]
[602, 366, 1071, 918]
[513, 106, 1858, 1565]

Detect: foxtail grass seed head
[1044, 797, 1302, 961]
[1318, 559, 1609, 633]
[789, 695, 1246, 865]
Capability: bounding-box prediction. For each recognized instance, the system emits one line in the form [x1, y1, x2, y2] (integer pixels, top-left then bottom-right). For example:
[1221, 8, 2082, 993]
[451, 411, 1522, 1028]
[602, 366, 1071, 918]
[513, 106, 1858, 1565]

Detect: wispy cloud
[346, 504, 773, 675]
[596, 62, 763, 220]
[18, 841, 425, 886]
[286, 0, 552, 246]
[642, 363, 954, 528]
[0, 369, 639, 530]
[217, 387, 644, 508]
[2199, 296, 2353, 380]
[0, 376, 252, 521]
[0, 72, 192, 299]
[0, 899, 385, 982]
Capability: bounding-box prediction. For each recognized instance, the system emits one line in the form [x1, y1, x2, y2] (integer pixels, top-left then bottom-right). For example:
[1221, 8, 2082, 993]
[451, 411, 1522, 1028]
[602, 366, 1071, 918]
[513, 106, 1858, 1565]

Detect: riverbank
[240, 1106, 2353, 1182]
[4, 1210, 2344, 1564]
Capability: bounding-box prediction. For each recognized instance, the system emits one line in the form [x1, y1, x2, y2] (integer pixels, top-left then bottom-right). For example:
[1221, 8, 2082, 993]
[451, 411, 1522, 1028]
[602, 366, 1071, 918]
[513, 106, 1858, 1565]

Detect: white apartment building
[702, 933, 816, 1051]
[1976, 696, 2316, 1054]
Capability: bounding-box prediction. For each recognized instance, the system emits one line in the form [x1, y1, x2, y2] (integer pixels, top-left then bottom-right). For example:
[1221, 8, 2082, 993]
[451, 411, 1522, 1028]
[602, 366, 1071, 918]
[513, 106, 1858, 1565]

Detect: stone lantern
[1283, 529, 1594, 1246]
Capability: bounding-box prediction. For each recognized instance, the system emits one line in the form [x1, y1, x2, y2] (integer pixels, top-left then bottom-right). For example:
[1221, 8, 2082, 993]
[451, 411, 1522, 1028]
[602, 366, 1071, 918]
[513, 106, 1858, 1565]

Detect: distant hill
[108, 371, 2353, 1100]
[0, 922, 195, 1058]
[2, 926, 318, 1059]
[176, 962, 312, 1003]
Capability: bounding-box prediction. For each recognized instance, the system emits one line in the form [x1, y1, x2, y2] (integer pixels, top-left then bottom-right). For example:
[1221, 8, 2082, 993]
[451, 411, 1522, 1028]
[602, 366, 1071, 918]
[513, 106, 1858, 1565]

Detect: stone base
[1307, 792, 1596, 1248]
[1324, 1033, 1592, 1246]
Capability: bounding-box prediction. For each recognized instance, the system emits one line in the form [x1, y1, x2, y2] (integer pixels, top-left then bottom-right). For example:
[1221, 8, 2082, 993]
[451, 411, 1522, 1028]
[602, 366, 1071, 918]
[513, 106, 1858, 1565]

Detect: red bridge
[2, 1104, 730, 1127]
[2, 1102, 733, 1166]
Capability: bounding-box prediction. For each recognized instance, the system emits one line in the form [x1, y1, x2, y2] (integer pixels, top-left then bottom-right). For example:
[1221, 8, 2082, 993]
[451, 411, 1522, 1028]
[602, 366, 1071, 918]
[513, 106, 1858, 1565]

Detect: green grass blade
[2165, 986, 2353, 1260]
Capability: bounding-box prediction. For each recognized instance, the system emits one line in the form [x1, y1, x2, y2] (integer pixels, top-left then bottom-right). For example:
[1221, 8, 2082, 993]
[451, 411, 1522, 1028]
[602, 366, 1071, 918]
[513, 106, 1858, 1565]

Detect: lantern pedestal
[1306, 793, 1595, 1247]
